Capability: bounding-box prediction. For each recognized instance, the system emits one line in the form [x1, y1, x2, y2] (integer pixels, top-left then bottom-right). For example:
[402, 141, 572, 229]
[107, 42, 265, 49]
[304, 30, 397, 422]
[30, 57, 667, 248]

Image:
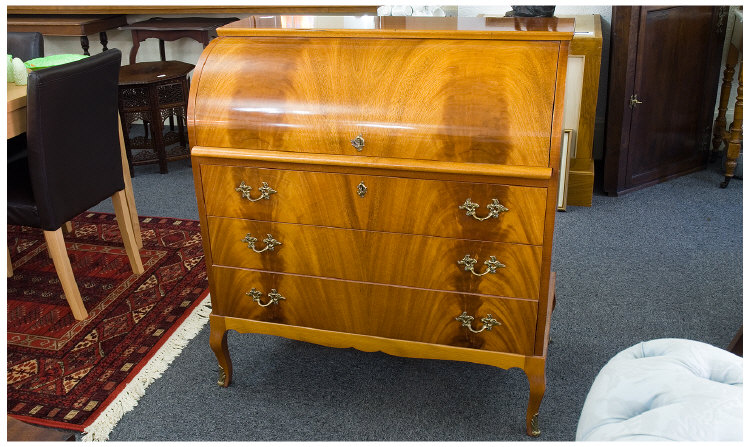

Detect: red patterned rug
[7, 212, 209, 439]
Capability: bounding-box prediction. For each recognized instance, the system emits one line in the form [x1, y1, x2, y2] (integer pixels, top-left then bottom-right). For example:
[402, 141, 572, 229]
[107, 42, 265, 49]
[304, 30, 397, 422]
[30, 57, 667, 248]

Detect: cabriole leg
[209, 315, 232, 387]
[524, 358, 546, 437]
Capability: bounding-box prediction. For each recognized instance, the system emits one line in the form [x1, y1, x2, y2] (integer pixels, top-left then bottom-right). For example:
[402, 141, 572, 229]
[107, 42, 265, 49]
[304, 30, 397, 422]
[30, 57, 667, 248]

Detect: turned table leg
[712, 45, 739, 162]
[80, 35, 90, 56]
[209, 315, 233, 387]
[722, 61, 743, 188]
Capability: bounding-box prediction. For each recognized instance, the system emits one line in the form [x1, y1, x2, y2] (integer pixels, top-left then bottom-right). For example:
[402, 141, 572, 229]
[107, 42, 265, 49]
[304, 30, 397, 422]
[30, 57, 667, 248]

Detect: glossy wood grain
[191, 37, 559, 167]
[208, 217, 543, 299]
[211, 266, 538, 355]
[218, 16, 575, 41]
[200, 164, 548, 245]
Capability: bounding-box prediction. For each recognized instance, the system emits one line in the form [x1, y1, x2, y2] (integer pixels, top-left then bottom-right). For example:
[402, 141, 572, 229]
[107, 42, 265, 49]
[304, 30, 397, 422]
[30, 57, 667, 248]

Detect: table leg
[721, 61, 743, 188]
[148, 88, 169, 174]
[129, 31, 141, 64]
[100, 32, 109, 51]
[712, 44, 739, 161]
[80, 35, 90, 56]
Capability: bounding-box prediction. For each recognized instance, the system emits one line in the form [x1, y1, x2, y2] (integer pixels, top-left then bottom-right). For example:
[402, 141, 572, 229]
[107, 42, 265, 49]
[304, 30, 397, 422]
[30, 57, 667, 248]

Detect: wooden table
[7, 14, 127, 55]
[120, 17, 238, 64]
[6, 82, 142, 247]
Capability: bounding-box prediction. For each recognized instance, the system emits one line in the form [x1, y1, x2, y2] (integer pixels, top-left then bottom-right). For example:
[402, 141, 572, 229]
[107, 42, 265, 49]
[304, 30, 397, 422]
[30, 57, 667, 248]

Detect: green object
[24, 54, 89, 71]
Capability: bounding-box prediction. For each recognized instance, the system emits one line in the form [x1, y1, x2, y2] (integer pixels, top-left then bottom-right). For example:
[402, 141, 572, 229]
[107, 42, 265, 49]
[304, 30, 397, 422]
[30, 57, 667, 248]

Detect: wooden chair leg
[62, 221, 73, 235]
[118, 113, 143, 248]
[112, 189, 144, 275]
[43, 229, 88, 320]
[8, 248, 13, 277]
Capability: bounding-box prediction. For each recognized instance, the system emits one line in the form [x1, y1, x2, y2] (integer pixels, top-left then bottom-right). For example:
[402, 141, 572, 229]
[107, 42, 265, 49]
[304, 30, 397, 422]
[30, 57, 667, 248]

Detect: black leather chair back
[25, 49, 125, 231]
[7, 31, 44, 60]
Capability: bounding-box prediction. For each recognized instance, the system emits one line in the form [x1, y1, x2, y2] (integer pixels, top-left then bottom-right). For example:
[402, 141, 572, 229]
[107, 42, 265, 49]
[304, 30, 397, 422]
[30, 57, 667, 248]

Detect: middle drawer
[200, 164, 547, 245]
[208, 216, 543, 299]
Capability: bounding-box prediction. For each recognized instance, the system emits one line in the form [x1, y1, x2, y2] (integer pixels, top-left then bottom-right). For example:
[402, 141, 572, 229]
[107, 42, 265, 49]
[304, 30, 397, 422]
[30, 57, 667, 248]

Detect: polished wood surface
[192, 148, 553, 185]
[219, 15, 575, 40]
[7, 14, 127, 35]
[565, 15, 603, 207]
[7, 6, 379, 15]
[604, 6, 726, 195]
[191, 37, 559, 167]
[7, 83, 28, 139]
[208, 216, 543, 299]
[192, 18, 570, 437]
[118, 61, 195, 85]
[200, 164, 547, 245]
[211, 266, 538, 355]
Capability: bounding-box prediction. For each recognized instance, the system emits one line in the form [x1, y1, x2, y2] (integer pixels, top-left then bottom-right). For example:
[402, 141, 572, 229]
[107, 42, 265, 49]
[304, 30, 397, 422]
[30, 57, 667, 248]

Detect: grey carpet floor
[89, 160, 742, 441]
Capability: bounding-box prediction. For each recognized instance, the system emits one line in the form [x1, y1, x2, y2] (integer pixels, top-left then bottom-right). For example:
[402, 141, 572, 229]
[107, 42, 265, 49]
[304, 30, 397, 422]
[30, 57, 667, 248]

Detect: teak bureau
[189, 15, 573, 436]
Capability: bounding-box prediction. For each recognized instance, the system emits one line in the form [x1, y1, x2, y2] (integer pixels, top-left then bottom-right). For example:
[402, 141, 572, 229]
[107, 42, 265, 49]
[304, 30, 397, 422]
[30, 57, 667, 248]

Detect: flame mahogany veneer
[189, 15, 573, 437]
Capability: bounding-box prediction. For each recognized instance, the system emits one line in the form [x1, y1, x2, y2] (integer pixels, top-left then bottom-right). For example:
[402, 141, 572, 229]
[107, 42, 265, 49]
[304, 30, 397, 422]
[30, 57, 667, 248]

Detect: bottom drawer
[210, 266, 539, 355]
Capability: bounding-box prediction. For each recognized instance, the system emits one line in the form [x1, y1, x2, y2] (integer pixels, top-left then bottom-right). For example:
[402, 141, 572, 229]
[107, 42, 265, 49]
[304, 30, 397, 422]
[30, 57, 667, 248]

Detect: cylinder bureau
[188, 15, 573, 437]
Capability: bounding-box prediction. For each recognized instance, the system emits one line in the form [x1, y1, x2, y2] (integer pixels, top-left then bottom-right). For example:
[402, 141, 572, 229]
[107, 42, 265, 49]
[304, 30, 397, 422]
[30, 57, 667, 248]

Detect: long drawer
[210, 266, 538, 355]
[200, 164, 547, 245]
[208, 216, 543, 299]
[191, 37, 559, 167]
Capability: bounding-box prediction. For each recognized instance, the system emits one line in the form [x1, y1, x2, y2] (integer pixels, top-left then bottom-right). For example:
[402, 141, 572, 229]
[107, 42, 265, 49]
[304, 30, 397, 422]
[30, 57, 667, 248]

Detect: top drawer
[191, 37, 560, 167]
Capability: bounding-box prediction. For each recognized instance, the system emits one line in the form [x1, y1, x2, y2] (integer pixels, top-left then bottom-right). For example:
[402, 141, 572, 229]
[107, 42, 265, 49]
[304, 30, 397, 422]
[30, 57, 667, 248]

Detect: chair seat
[7, 156, 41, 228]
[576, 338, 743, 441]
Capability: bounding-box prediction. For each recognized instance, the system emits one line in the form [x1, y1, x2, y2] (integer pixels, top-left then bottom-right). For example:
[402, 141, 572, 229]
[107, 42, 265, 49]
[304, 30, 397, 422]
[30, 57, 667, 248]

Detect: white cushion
[576, 338, 743, 441]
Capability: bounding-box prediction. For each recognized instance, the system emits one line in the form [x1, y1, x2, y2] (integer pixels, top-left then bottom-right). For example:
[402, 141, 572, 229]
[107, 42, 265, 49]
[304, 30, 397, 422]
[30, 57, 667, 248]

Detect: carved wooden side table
[119, 17, 238, 64]
[118, 61, 194, 175]
[712, 7, 743, 188]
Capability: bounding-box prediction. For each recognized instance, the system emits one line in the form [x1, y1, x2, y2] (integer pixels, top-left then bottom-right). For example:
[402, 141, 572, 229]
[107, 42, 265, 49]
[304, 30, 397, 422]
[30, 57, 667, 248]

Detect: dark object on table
[118, 61, 195, 174]
[7, 31, 44, 60]
[6, 49, 144, 321]
[507, 6, 556, 17]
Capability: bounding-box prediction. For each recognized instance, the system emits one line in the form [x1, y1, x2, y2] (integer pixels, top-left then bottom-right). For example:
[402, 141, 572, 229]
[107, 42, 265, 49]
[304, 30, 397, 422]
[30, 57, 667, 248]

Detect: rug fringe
[81, 294, 212, 442]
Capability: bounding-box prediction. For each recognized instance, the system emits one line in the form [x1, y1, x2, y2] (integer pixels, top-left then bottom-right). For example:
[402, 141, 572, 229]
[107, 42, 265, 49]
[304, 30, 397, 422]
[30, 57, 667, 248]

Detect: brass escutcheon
[235, 181, 277, 202]
[455, 311, 501, 334]
[351, 134, 365, 151]
[459, 198, 508, 221]
[241, 233, 282, 253]
[357, 181, 367, 197]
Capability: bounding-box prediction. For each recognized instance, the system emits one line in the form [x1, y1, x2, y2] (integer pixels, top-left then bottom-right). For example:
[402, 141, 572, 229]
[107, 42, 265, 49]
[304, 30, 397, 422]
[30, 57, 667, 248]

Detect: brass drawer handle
[459, 198, 508, 221]
[458, 254, 505, 276]
[456, 311, 501, 334]
[241, 233, 282, 253]
[235, 181, 277, 202]
[351, 134, 365, 151]
[246, 288, 286, 307]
